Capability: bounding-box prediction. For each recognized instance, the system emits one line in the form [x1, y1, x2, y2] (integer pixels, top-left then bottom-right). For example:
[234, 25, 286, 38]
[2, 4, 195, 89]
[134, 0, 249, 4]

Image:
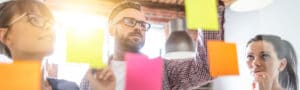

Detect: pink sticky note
[125, 53, 163, 90]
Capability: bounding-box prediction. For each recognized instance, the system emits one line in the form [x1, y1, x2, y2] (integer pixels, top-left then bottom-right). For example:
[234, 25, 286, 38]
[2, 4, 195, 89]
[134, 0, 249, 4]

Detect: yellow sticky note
[207, 40, 239, 77]
[185, 0, 219, 31]
[66, 29, 106, 69]
[0, 60, 41, 90]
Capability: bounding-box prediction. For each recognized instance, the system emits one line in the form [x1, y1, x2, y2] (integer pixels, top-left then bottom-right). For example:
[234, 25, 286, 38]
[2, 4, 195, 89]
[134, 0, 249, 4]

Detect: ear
[279, 58, 287, 71]
[0, 28, 8, 43]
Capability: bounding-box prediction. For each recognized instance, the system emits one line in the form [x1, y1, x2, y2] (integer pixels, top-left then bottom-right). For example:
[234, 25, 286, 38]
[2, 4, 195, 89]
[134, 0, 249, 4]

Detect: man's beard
[116, 36, 145, 53]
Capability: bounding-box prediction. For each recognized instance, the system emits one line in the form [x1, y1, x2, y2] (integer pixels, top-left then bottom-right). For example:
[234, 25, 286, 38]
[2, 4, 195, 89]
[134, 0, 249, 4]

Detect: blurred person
[0, 0, 79, 90]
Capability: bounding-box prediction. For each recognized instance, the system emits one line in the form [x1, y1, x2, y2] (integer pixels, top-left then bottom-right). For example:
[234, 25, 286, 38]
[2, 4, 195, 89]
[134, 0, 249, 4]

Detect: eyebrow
[247, 50, 271, 55]
[260, 51, 271, 54]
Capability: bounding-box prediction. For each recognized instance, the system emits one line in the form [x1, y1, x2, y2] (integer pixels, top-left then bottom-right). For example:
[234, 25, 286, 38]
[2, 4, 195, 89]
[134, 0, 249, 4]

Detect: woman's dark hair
[247, 34, 298, 90]
[0, 0, 54, 58]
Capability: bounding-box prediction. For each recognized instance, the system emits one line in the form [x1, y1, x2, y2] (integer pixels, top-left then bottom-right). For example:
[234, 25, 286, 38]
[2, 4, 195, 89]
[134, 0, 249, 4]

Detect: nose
[251, 58, 262, 67]
[133, 23, 143, 33]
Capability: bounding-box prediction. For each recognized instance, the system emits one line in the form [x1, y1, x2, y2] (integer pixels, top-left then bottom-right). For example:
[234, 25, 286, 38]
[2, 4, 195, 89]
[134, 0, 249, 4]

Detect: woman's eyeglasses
[8, 12, 53, 30]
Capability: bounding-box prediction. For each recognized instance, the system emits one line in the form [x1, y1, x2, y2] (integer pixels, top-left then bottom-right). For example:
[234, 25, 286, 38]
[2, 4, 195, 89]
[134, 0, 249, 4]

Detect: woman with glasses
[0, 0, 79, 90]
[246, 34, 298, 90]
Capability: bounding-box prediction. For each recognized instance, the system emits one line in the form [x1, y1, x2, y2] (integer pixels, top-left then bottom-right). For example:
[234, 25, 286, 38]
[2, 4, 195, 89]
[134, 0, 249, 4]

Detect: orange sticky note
[66, 29, 106, 69]
[207, 40, 239, 77]
[0, 61, 41, 90]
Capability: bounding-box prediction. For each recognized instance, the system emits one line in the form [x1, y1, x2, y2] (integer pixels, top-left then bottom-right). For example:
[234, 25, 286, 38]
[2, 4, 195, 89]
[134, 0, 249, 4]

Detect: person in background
[246, 34, 298, 90]
[82, 1, 211, 90]
[0, 0, 79, 90]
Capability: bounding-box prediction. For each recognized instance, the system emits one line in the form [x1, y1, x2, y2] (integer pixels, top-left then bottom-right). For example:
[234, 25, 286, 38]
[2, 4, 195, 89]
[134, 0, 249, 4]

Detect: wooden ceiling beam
[130, 0, 185, 11]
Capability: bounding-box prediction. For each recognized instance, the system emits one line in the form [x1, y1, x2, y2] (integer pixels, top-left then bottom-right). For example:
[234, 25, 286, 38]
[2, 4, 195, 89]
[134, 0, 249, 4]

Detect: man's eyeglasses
[117, 17, 151, 31]
[8, 12, 53, 30]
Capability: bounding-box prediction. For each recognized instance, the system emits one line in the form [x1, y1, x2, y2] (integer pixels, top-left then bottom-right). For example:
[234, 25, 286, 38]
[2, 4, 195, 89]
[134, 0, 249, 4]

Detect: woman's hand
[252, 72, 272, 90]
[86, 67, 116, 90]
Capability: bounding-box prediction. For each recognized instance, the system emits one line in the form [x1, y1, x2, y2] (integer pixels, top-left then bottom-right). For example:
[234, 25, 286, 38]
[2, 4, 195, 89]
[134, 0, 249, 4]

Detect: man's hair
[108, 1, 142, 23]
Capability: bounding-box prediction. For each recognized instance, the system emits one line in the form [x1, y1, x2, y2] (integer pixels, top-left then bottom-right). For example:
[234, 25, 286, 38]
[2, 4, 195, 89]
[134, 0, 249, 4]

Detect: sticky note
[207, 40, 239, 77]
[66, 29, 106, 69]
[0, 60, 41, 90]
[125, 53, 162, 90]
[185, 0, 219, 31]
